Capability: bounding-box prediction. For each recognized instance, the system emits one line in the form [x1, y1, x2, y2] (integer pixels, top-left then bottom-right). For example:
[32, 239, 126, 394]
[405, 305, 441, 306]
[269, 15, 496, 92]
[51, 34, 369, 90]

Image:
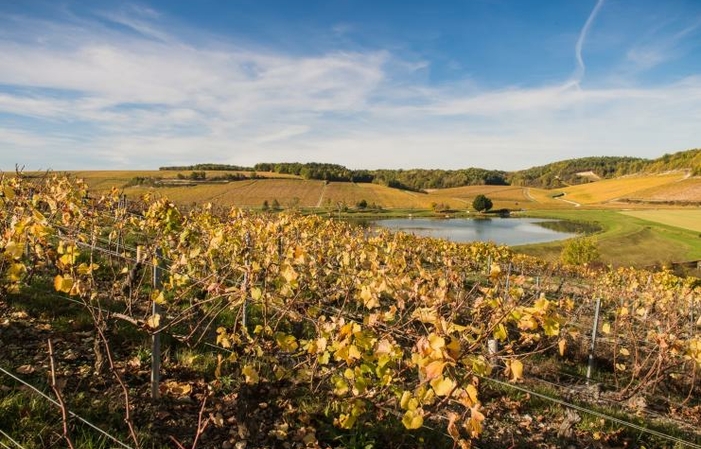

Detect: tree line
[159, 148, 700, 190]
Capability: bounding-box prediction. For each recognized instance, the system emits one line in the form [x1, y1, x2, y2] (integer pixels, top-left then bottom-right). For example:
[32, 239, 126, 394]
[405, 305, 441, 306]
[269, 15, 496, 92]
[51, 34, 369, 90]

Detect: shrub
[561, 236, 599, 266]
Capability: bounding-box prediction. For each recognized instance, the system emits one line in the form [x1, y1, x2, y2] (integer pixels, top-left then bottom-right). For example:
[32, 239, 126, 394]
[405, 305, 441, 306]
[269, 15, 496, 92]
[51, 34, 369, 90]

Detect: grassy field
[620, 209, 701, 232]
[516, 209, 701, 268]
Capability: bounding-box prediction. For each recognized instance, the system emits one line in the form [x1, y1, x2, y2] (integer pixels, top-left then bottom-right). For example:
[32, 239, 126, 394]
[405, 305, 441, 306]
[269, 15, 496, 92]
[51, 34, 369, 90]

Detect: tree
[356, 199, 368, 209]
[262, 200, 270, 211]
[472, 194, 493, 213]
[560, 236, 599, 266]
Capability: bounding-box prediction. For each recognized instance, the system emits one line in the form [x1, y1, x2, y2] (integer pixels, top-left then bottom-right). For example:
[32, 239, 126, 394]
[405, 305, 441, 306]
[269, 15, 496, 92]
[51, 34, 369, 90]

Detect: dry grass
[620, 210, 701, 233]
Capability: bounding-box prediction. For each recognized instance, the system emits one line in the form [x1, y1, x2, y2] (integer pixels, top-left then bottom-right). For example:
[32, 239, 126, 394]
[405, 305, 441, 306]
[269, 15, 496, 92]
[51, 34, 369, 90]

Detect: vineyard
[1, 173, 700, 448]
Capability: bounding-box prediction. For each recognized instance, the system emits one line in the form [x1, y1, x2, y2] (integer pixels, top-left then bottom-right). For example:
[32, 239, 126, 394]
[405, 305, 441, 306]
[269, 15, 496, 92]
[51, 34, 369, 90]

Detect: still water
[372, 217, 577, 246]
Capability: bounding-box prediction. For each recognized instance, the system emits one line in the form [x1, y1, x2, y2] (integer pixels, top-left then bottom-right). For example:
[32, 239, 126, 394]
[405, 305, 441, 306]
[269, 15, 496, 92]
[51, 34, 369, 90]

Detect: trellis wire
[0, 367, 134, 449]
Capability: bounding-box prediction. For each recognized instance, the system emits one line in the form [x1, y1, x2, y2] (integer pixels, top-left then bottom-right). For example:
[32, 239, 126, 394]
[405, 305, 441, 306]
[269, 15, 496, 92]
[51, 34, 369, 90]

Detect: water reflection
[369, 217, 586, 246]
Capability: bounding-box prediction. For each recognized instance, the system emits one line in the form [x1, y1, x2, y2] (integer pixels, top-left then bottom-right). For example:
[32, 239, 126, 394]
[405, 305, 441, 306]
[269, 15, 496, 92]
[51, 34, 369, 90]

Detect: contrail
[572, 0, 605, 86]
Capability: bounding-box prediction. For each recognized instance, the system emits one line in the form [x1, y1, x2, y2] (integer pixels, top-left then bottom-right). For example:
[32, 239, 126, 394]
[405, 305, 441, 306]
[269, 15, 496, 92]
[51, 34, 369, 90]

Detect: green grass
[620, 210, 701, 233]
[516, 210, 701, 268]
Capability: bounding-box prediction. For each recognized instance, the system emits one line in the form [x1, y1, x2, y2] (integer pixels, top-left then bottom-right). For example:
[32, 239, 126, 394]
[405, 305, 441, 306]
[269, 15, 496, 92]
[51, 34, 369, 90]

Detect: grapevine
[1, 172, 699, 447]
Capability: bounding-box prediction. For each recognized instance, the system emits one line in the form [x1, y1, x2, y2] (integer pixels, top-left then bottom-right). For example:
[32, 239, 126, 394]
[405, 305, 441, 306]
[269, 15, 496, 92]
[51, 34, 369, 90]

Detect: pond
[371, 217, 581, 246]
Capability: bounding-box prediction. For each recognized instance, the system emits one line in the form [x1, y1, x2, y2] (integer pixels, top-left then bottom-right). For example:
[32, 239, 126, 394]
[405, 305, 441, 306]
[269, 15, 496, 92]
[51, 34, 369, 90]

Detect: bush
[561, 236, 599, 266]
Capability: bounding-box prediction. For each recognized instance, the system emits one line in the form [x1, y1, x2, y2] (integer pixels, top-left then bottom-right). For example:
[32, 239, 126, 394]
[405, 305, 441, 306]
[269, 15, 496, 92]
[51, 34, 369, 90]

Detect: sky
[1, 0, 700, 171]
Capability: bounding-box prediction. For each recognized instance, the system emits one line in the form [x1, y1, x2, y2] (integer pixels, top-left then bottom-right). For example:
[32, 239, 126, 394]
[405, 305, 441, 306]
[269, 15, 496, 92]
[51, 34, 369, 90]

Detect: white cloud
[0, 5, 700, 172]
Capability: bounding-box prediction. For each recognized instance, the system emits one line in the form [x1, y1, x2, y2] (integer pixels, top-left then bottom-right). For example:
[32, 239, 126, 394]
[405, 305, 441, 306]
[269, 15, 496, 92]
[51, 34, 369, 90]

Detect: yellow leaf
[76, 263, 100, 275]
[54, 275, 73, 293]
[558, 338, 567, 357]
[146, 314, 161, 329]
[4, 241, 24, 259]
[430, 375, 455, 396]
[424, 360, 446, 380]
[359, 285, 379, 309]
[446, 338, 461, 360]
[216, 327, 231, 348]
[428, 334, 446, 351]
[489, 264, 501, 280]
[619, 347, 630, 356]
[347, 344, 361, 361]
[532, 297, 550, 313]
[275, 332, 299, 352]
[242, 365, 259, 384]
[493, 323, 507, 341]
[601, 322, 611, 334]
[150, 290, 166, 304]
[465, 384, 479, 406]
[413, 307, 438, 324]
[3, 186, 16, 200]
[542, 317, 560, 337]
[250, 287, 262, 300]
[336, 413, 356, 429]
[518, 314, 538, 331]
[401, 409, 424, 430]
[7, 263, 26, 282]
[281, 265, 298, 283]
[508, 359, 524, 382]
[399, 391, 412, 410]
[333, 376, 348, 396]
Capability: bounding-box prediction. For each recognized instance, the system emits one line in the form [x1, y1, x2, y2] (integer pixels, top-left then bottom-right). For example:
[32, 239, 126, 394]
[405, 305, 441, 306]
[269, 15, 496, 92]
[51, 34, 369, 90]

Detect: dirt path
[524, 188, 539, 203]
[315, 181, 327, 207]
[556, 193, 581, 207]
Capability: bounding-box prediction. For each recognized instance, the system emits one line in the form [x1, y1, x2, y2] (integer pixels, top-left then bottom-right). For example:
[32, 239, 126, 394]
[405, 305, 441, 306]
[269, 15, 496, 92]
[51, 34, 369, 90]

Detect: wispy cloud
[625, 17, 701, 71]
[571, 0, 606, 86]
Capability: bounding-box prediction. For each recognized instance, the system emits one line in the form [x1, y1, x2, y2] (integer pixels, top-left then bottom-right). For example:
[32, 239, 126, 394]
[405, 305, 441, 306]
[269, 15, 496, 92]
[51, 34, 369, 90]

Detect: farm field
[517, 209, 701, 268]
[620, 209, 701, 232]
[24, 169, 700, 212]
[556, 172, 688, 205]
[128, 178, 326, 208]
[67, 170, 299, 193]
[428, 185, 532, 211]
[621, 176, 701, 203]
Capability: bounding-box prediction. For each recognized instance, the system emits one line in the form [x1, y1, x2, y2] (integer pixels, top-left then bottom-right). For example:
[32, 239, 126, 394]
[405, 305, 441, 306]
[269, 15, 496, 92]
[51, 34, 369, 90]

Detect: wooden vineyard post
[151, 247, 163, 400]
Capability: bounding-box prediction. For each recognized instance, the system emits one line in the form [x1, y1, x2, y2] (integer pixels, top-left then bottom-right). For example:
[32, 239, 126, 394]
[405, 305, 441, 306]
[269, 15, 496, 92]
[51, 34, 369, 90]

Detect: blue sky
[1, 0, 700, 171]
